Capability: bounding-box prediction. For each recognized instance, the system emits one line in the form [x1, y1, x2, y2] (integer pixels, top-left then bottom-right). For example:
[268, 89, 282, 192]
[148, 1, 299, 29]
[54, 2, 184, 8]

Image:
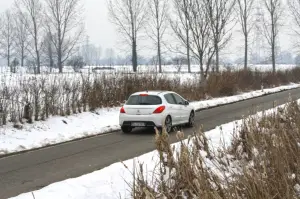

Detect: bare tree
[107, 0, 148, 72]
[42, 30, 55, 72]
[15, 0, 44, 74]
[44, 0, 85, 73]
[287, 0, 300, 51]
[147, 0, 169, 73]
[262, 0, 283, 73]
[188, 0, 215, 80]
[0, 10, 15, 72]
[204, 0, 236, 72]
[236, 0, 255, 70]
[170, 0, 192, 73]
[14, 11, 30, 67]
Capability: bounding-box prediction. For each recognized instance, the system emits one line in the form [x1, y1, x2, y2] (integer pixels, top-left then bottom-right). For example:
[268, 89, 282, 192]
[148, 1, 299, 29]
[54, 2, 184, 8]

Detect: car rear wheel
[165, 116, 172, 133]
[121, 126, 132, 133]
[186, 111, 195, 127]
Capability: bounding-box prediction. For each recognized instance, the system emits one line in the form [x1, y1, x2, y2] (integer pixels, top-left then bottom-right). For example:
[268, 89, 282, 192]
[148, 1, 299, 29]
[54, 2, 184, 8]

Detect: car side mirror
[184, 100, 189, 105]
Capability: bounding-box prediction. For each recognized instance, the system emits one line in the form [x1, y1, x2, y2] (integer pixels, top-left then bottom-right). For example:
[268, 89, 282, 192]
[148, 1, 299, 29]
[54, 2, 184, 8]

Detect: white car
[119, 90, 195, 133]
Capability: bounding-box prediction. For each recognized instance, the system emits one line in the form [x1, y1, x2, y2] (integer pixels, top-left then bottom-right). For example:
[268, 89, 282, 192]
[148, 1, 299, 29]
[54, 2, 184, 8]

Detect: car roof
[131, 90, 173, 96]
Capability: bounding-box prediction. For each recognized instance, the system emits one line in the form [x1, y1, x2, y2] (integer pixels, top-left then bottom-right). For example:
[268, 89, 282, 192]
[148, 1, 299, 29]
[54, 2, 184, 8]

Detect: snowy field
[0, 83, 299, 156]
[0, 64, 296, 89]
[81, 64, 297, 73]
[0, 64, 297, 74]
[9, 97, 296, 199]
[1, 63, 293, 91]
[0, 68, 200, 87]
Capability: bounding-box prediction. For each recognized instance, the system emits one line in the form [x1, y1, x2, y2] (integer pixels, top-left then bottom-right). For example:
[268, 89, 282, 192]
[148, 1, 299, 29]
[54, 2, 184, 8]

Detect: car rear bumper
[119, 114, 166, 127]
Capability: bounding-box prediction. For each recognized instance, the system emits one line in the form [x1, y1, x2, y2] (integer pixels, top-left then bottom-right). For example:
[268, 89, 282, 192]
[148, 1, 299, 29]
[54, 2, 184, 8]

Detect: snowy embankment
[191, 83, 299, 110]
[0, 83, 299, 156]
[9, 95, 294, 199]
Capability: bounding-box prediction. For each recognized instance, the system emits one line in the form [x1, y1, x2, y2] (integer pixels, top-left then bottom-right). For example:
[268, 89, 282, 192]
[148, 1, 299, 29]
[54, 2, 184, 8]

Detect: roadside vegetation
[2, 67, 300, 126]
[129, 99, 300, 199]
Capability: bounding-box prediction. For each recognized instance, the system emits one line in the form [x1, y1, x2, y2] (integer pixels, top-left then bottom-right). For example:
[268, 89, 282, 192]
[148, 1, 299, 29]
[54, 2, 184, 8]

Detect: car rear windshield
[126, 95, 162, 105]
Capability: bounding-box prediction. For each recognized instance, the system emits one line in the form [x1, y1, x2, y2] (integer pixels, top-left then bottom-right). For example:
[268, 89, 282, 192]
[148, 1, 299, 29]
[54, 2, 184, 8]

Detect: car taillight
[153, 105, 165, 114]
[120, 107, 125, 113]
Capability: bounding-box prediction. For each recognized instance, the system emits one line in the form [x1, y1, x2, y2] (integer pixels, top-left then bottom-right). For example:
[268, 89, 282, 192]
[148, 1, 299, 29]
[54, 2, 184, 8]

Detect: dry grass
[128, 100, 300, 199]
[1, 67, 300, 126]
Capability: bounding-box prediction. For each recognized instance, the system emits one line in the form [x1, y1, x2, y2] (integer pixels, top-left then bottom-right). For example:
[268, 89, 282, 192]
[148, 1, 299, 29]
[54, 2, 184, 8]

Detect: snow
[0, 83, 299, 156]
[190, 83, 300, 110]
[0, 108, 120, 155]
[7, 117, 241, 199]
[75, 64, 297, 73]
[9, 97, 290, 199]
[0, 64, 296, 74]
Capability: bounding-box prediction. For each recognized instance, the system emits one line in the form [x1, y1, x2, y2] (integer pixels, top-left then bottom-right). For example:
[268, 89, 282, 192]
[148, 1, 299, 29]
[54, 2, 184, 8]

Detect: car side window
[172, 93, 185, 105]
[164, 94, 177, 104]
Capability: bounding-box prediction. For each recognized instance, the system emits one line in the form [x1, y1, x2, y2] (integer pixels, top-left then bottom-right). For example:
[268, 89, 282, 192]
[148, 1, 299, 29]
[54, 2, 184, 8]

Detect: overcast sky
[0, 0, 296, 60]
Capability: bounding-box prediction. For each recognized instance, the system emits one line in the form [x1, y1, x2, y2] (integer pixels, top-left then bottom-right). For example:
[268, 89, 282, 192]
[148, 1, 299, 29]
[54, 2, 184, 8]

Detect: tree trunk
[272, 41, 276, 73]
[244, 35, 248, 70]
[58, 28, 63, 73]
[36, 52, 41, 74]
[34, 32, 41, 74]
[34, 36, 41, 74]
[21, 46, 24, 67]
[215, 42, 219, 73]
[157, 35, 162, 73]
[50, 55, 54, 73]
[49, 42, 54, 72]
[8, 48, 11, 73]
[271, 12, 276, 74]
[33, 19, 40, 74]
[132, 39, 138, 72]
[186, 24, 191, 73]
[58, 48, 63, 73]
[183, 0, 191, 73]
[155, 3, 162, 74]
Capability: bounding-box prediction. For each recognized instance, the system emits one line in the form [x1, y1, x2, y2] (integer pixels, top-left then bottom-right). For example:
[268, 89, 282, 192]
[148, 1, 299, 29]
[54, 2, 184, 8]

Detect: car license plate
[132, 122, 145, 127]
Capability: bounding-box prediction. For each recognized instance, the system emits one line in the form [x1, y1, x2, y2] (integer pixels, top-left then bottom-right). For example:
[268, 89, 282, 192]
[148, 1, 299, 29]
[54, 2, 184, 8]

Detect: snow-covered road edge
[0, 83, 299, 156]
[190, 83, 299, 110]
[9, 97, 293, 199]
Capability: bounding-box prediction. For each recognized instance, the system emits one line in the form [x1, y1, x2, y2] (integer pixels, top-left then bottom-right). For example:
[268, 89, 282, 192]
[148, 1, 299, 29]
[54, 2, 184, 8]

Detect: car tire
[186, 111, 195, 127]
[164, 116, 173, 133]
[121, 126, 132, 133]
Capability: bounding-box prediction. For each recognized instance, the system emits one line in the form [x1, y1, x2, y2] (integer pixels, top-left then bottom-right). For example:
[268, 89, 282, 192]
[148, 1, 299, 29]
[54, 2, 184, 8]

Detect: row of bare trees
[108, 0, 300, 76]
[0, 0, 84, 74]
[169, 0, 236, 79]
[108, 0, 236, 77]
[2, 0, 300, 75]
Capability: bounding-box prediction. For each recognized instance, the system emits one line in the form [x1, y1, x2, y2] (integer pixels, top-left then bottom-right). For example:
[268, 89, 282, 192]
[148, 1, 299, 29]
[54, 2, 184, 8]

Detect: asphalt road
[1, 88, 300, 199]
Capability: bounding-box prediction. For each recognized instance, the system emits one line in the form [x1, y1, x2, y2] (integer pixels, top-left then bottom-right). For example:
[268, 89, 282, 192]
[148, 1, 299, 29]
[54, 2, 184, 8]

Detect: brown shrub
[127, 100, 300, 199]
[1, 68, 300, 125]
